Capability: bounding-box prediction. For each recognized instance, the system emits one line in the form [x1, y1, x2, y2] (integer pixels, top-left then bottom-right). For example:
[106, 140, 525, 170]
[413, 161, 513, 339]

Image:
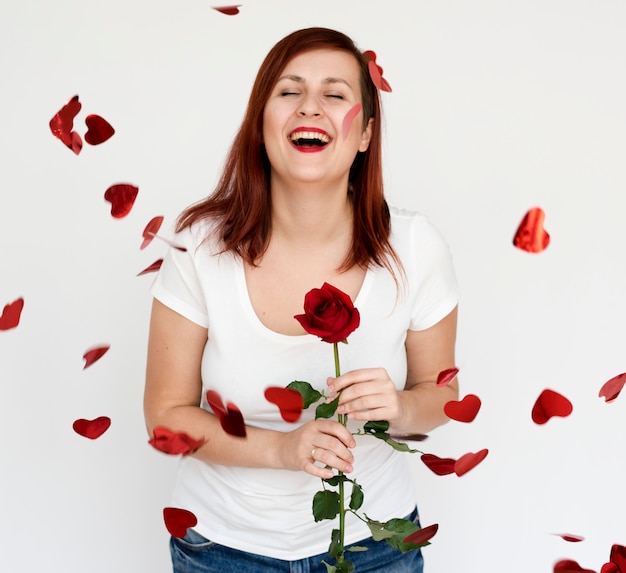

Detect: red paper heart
[149, 426, 204, 455]
[513, 207, 550, 253]
[212, 5, 241, 15]
[206, 390, 247, 437]
[599, 373, 626, 403]
[553, 533, 585, 543]
[367, 59, 392, 92]
[608, 545, 626, 572]
[421, 453, 456, 476]
[403, 523, 439, 546]
[84, 114, 115, 145]
[600, 564, 619, 573]
[444, 394, 481, 423]
[49, 95, 82, 154]
[141, 216, 164, 249]
[73, 416, 111, 439]
[454, 449, 488, 476]
[137, 259, 164, 276]
[342, 103, 362, 139]
[104, 184, 139, 218]
[532, 389, 573, 425]
[554, 559, 597, 573]
[0, 297, 24, 331]
[83, 345, 110, 369]
[436, 367, 459, 387]
[163, 507, 197, 538]
[264, 387, 304, 422]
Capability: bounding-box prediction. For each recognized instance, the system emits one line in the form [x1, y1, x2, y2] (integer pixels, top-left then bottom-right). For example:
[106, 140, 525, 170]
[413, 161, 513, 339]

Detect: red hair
[177, 27, 398, 273]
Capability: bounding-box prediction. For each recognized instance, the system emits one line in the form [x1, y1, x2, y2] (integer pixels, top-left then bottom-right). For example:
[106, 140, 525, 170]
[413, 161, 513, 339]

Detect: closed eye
[281, 91, 300, 97]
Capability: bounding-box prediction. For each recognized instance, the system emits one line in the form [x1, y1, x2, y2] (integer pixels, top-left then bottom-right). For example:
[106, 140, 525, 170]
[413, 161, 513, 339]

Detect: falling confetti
[104, 184, 139, 219]
[149, 426, 205, 455]
[212, 5, 241, 15]
[84, 114, 115, 145]
[141, 216, 164, 249]
[436, 367, 459, 387]
[420, 453, 456, 476]
[163, 507, 198, 538]
[49, 95, 83, 154]
[604, 545, 626, 572]
[403, 523, 439, 546]
[532, 389, 573, 425]
[72, 416, 111, 439]
[83, 345, 110, 369]
[264, 387, 304, 422]
[363, 50, 392, 92]
[137, 259, 164, 277]
[513, 207, 550, 253]
[0, 297, 24, 331]
[443, 394, 481, 423]
[454, 449, 488, 476]
[342, 103, 362, 139]
[206, 390, 246, 437]
[598, 373, 626, 403]
[553, 533, 585, 543]
[553, 559, 596, 573]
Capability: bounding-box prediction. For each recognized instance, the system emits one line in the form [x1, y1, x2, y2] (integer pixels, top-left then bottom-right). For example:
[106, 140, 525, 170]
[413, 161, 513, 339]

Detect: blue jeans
[170, 509, 424, 573]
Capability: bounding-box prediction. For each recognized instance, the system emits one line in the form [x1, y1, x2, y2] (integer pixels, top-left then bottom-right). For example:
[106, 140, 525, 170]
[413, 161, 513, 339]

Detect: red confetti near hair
[264, 387, 304, 422]
[84, 114, 115, 145]
[364, 51, 392, 92]
[436, 367, 459, 387]
[0, 297, 24, 331]
[554, 559, 597, 573]
[342, 103, 362, 140]
[513, 207, 550, 253]
[49, 95, 83, 154]
[421, 453, 456, 476]
[454, 449, 488, 476]
[553, 533, 585, 543]
[73, 416, 111, 439]
[212, 5, 241, 15]
[599, 373, 626, 403]
[532, 389, 573, 425]
[403, 523, 439, 546]
[443, 394, 481, 423]
[137, 259, 164, 276]
[206, 390, 247, 437]
[141, 216, 164, 249]
[83, 345, 110, 369]
[149, 426, 205, 455]
[163, 507, 197, 538]
[104, 184, 139, 219]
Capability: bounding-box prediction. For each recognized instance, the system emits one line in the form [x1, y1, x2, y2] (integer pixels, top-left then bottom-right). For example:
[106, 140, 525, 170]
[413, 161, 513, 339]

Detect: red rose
[294, 283, 360, 343]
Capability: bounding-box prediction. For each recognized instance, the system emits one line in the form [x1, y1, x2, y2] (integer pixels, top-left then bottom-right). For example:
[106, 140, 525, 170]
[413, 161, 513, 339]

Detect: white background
[1, 1, 625, 571]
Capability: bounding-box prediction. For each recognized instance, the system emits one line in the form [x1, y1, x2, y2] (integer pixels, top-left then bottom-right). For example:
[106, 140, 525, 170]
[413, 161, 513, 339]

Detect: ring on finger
[311, 448, 316, 460]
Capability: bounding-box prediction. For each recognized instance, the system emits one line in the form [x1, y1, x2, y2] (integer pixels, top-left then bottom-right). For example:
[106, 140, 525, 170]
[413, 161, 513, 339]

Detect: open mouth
[289, 130, 331, 150]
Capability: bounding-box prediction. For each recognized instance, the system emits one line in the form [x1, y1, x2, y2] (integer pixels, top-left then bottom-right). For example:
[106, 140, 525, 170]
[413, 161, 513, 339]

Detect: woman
[145, 27, 459, 572]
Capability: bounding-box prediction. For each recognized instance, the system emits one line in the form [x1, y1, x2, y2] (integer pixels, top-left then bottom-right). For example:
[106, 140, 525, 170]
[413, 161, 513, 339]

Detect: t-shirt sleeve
[150, 227, 210, 329]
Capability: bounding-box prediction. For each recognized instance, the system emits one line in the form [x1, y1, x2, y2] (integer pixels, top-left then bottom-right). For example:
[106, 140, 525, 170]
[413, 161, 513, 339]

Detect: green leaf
[324, 474, 349, 487]
[346, 546, 368, 552]
[312, 490, 341, 522]
[329, 528, 343, 559]
[363, 420, 390, 433]
[364, 516, 397, 541]
[315, 395, 339, 420]
[335, 560, 355, 573]
[382, 518, 422, 553]
[322, 561, 337, 573]
[378, 435, 420, 454]
[349, 482, 364, 511]
[287, 381, 323, 409]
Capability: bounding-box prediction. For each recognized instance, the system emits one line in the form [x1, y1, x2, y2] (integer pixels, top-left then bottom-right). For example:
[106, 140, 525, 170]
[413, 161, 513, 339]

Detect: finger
[310, 447, 354, 474]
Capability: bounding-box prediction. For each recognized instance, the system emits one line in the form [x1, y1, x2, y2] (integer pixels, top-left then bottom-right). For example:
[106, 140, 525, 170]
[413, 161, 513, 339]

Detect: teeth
[289, 131, 330, 143]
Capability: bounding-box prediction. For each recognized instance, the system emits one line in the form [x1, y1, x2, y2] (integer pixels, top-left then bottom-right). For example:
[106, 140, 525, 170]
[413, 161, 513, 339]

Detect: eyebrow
[277, 74, 353, 89]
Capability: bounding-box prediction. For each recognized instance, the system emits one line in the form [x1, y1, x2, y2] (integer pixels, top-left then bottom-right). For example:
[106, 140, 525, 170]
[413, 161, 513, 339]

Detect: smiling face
[262, 49, 373, 190]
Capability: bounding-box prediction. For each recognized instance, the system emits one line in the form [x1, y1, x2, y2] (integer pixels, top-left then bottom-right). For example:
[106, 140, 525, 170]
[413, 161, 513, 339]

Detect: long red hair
[177, 27, 397, 273]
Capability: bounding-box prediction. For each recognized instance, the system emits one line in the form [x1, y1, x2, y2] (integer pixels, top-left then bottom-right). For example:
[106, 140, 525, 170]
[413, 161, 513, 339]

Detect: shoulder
[174, 216, 224, 256]
[388, 206, 450, 252]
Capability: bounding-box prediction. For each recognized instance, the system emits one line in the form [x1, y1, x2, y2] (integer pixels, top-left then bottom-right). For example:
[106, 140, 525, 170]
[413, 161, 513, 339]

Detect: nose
[297, 94, 322, 117]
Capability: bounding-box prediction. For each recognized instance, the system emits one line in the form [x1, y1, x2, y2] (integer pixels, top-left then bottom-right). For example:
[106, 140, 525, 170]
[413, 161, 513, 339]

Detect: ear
[358, 117, 374, 152]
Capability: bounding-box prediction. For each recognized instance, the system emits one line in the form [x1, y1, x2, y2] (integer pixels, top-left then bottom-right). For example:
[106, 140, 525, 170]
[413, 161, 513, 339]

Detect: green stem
[333, 342, 346, 563]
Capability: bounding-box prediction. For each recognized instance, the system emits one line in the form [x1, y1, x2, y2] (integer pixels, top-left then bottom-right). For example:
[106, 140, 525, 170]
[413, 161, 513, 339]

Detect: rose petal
[141, 216, 164, 249]
[554, 559, 597, 573]
[553, 533, 585, 543]
[83, 345, 110, 369]
[367, 59, 392, 92]
[513, 207, 550, 253]
[436, 367, 459, 387]
[532, 389, 573, 425]
[264, 387, 304, 423]
[137, 259, 164, 276]
[104, 184, 139, 219]
[342, 103, 362, 139]
[206, 390, 246, 437]
[599, 373, 626, 403]
[454, 449, 488, 476]
[403, 523, 439, 546]
[49, 95, 82, 153]
[212, 5, 241, 15]
[0, 297, 24, 331]
[444, 394, 481, 423]
[73, 416, 111, 439]
[149, 426, 204, 455]
[421, 453, 456, 476]
[84, 114, 115, 145]
[163, 507, 197, 538]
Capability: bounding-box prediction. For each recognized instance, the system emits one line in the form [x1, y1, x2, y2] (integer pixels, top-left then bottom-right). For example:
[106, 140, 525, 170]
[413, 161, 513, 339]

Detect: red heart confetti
[436, 367, 459, 387]
[421, 453, 456, 476]
[454, 449, 488, 476]
[513, 207, 550, 253]
[0, 297, 24, 331]
[72, 416, 111, 439]
[84, 114, 115, 145]
[364, 51, 392, 92]
[163, 507, 197, 538]
[206, 390, 247, 437]
[444, 394, 481, 423]
[83, 345, 110, 369]
[599, 373, 626, 403]
[607, 545, 626, 572]
[49, 95, 83, 154]
[403, 523, 439, 546]
[264, 387, 304, 423]
[104, 184, 139, 219]
[147, 233, 188, 252]
[149, 426, 205, 455]
[600, 564, 619, 573]
[212, 5, 241, 15]
[141, 216, 164, 249]
[554, 559, 597, 573]
[137, 259, 164, 276]
[342, 103, 362, 140]
[553, 533, 585, 543]
[532, 389, 573, 425]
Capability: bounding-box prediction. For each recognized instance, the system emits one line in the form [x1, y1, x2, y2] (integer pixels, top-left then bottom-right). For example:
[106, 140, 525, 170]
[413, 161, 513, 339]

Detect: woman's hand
[278, 419, 356, 479]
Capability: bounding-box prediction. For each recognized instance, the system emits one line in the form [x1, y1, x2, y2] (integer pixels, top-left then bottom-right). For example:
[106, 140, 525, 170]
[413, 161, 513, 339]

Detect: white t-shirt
[150, 207, 458, 560]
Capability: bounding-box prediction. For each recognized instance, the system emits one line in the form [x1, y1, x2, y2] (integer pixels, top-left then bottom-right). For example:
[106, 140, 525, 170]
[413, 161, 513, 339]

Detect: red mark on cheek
[212, 5, 241, 15]
[49, 95, 83, 154]
[104, 184, 139, 219]
[73, 416, 111, 439]
[83, 345, 110, 369]
[163, 507, 198, 538]
[532, 389, 573, 424]
[513, 207, 550, 253]
[84, 114, 115, 145]
[342, 103, 362, 140]
[0, 298, 25, 330]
